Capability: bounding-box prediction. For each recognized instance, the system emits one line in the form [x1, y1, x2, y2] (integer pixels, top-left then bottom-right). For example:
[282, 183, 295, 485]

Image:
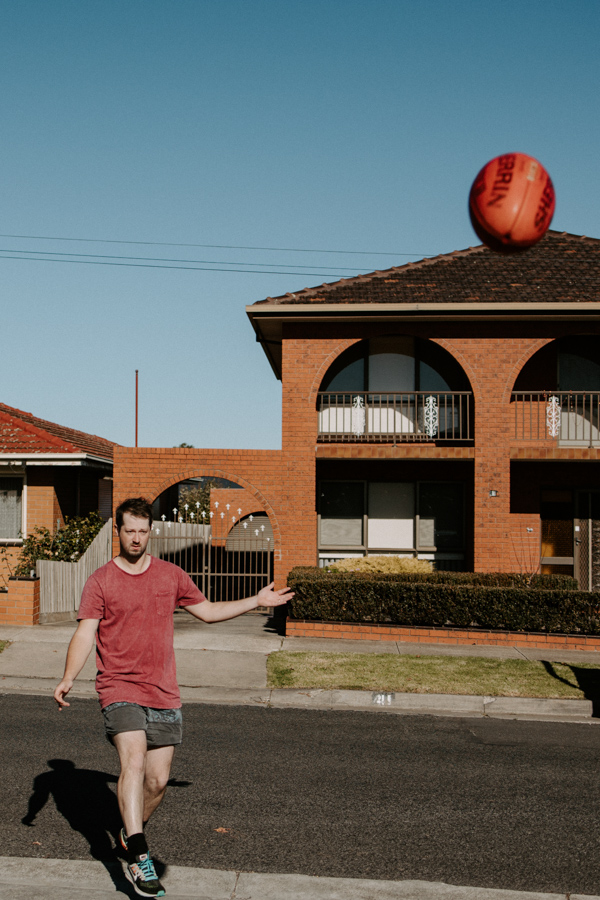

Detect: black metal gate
[148, 503, 273, 602]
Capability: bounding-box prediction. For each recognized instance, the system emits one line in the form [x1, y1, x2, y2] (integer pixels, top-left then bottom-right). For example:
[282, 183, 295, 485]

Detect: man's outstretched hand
[256, 582, 294, 608]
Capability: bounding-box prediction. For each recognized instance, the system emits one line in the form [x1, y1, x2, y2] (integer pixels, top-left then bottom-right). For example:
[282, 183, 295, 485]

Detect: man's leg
[143, 745, 175, 825]
[112, 730, 148, 837]
[112, 731, 165, 897]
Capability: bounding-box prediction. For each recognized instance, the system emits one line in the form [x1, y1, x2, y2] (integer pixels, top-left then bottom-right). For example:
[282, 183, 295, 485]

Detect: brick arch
[148, 467, 281, 551]
[428, 338, 477, 395]
[501, 337, 556, 405]
[309, 338, 362, 403]
[310, 336, 475, 403]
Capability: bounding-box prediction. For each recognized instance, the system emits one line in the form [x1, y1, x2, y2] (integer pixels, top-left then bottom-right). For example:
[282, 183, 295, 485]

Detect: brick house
[0, 403, 115, 583]
[113, 231, 600, 590]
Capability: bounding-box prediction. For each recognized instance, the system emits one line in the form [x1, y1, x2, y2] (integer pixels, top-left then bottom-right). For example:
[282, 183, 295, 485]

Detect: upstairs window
[514, 336, 600, 391]
[321, 337, 470, 393]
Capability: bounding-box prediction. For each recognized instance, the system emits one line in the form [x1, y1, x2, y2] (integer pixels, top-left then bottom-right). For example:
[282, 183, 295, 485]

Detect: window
[321, 337, 470, 393]
[318, 480, 465, 568]
[319, 481, 364, 547]
[0, 477, 23, 540]
[98, 478, 113, 521]
[418, 483, 464, 550]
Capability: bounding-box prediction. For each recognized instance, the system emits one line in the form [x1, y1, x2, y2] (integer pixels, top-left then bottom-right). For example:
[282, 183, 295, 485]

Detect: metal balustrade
[317, 392, 472, 442]
[512, 392, 600, 446]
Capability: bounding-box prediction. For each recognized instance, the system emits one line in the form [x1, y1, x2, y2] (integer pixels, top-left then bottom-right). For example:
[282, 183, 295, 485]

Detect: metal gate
[148, 500, 273, 602]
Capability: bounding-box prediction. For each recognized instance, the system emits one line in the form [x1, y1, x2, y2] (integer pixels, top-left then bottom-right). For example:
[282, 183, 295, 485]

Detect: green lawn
[267, 651, 600, 699]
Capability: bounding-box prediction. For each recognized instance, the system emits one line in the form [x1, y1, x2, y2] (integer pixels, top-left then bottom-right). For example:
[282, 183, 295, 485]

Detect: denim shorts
[102, 702, 183, 748]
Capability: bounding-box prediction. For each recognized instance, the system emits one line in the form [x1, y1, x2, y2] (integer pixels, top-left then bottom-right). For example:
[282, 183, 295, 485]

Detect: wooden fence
[37, 519, 113, 619]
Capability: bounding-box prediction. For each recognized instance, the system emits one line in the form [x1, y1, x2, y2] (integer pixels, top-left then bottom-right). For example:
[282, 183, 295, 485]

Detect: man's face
[118, 512, 151, 558]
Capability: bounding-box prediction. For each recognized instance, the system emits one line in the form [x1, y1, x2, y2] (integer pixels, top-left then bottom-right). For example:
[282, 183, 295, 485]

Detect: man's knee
[145, 770, 169, 796]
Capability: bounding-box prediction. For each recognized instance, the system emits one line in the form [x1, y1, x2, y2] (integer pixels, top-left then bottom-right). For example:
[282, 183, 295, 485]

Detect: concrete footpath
[2, 612, 600, 900]
[1, 856, 599, 900]
[0, 611, 598, 721]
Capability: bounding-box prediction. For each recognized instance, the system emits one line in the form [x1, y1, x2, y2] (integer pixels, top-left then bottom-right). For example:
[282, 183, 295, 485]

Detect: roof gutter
[0, 453, 113, 467]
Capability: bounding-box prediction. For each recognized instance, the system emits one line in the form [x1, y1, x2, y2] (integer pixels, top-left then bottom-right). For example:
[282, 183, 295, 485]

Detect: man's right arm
[53, 618, 99, 710]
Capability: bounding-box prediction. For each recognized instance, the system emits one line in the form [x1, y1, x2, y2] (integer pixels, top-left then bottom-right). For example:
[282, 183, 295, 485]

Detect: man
[54, 497, 293, 898]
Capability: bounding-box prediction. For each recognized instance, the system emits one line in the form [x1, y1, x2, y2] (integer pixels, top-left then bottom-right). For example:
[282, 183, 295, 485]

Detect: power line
[0, 232, 430, 257]
[0, 246, 363, 272]
[0, 254, 350, 277]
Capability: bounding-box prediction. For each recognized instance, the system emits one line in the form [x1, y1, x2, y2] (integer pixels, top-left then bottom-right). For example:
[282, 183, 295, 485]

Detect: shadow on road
[541, 660, 600, 716]
[21, 759, 190, 896]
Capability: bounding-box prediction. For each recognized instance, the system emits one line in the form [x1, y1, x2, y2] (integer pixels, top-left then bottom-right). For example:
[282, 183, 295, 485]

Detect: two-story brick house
[113, 230, 600, 591]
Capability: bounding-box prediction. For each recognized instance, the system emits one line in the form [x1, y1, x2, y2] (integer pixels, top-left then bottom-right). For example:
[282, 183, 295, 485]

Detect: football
[469, 152, 555, 252]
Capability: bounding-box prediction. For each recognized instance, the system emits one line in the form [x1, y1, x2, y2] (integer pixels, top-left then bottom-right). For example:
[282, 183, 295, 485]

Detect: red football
[469, 152, 555, 252]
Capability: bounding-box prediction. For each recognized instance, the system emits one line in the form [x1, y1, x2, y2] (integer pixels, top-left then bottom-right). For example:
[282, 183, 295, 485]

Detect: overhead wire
[0, 254, 354, 277]
[0, 232, 431, 257]
[0, 246, 366, 272]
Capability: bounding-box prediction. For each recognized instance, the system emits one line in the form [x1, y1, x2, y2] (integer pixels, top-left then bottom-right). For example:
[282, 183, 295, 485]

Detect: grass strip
[267, 651, 600, 699]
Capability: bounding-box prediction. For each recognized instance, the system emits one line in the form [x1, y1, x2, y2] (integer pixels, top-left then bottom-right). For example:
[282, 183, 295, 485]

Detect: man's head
[115, 497, 153, 531]
[115, 498, 153, 561]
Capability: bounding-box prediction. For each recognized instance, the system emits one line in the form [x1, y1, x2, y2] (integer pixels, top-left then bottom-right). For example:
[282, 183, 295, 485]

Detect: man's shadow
[22, 759, 190, 895]
[541, 661, 600, 716]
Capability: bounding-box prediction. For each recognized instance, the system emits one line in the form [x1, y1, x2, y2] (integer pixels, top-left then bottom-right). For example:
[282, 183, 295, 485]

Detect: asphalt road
[2, 693, 600, 896]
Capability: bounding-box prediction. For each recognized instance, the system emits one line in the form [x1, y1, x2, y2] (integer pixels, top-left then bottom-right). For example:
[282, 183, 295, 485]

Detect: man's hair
[115, 497, 153, 530]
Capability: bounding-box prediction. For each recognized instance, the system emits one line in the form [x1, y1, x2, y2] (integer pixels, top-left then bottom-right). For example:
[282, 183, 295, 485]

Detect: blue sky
[2, 0, 599, 449]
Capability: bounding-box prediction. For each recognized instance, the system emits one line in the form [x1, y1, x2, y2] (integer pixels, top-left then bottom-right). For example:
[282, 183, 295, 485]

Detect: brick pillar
[1, 577, 40, 625]
[473, 380, 513, 572]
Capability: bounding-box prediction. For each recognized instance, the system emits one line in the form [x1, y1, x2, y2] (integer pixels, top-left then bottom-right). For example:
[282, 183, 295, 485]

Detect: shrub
[289, 567, 578, 591]
[12, 511, 105, 576]
[286, 567, 591, 635]
[328, 556, 434, 575]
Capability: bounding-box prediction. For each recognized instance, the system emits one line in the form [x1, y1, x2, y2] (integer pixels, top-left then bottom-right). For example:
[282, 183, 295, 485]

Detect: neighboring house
[0, 403, 116, 581]
[113, 231, 600, 589]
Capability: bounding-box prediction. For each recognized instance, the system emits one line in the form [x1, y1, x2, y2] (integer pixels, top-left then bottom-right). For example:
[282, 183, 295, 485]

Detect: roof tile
[0, 405, 118, 459]
[256, 232, 600, 306]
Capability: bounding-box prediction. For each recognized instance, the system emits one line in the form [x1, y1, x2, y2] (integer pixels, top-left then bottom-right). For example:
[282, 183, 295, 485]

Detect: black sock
[127, 832, 148, 862]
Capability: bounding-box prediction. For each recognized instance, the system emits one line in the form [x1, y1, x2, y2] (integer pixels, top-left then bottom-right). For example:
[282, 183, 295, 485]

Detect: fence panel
[37, 519, 113, 616]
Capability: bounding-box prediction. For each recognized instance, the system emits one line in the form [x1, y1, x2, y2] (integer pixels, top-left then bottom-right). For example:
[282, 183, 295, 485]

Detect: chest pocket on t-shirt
[155, 591, 174, 617]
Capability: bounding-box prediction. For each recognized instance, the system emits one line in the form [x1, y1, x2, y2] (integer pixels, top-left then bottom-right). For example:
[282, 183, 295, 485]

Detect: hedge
[289, 567, 578, 590]
[286, 568, 597, 635]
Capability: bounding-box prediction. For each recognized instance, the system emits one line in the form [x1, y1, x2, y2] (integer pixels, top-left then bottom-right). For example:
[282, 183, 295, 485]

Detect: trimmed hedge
[287, 568, 597, 635]
[290, 567, 578, 590]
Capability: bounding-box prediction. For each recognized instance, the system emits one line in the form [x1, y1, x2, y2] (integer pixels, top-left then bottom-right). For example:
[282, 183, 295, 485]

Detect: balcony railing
[317, 392, 472, 443]
[512, 392, 600, 446]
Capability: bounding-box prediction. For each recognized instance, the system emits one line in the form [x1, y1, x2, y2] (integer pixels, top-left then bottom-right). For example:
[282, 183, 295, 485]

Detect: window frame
[0, 469, 26, 544]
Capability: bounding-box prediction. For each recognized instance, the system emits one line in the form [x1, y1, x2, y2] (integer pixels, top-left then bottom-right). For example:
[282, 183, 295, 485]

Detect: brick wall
[0, 577, 40, 626]
[113, 320, 600, 580]
[113, 448, 292, 582]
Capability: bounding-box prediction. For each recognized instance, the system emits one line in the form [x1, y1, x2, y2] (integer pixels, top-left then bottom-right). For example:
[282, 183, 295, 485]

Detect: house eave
[247, 301, 600, 379]
[0, 453, 113, 468]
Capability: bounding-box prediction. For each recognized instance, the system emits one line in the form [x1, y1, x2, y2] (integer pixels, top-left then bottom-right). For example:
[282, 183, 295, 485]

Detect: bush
[286, 567, 591, 635]
[328, 556, 434, 575]
[289, 567, 578, 591]
[12, 511, 105, 576]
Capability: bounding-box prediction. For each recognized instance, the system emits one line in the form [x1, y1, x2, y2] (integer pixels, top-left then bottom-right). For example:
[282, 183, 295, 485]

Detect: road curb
[1, 857, 599, 900]
[266, 688, 595, 721]
[0, 676, 594, 722]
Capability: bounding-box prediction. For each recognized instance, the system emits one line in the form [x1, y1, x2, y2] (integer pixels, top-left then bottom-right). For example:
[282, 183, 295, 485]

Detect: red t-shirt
[78, 556, 205, 709]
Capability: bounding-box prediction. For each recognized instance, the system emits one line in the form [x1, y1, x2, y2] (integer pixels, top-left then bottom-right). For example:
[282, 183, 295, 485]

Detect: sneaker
[119, 828, 128, 853]
[125, 853, 165, 897]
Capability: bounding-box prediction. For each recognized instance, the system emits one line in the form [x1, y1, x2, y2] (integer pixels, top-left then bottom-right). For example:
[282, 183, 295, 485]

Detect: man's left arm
[183, 582, 294, 623]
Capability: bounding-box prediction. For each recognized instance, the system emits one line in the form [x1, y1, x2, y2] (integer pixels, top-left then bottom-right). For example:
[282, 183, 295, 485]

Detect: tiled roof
[0, 404, 117, 459]
[256, 231, 600, 306]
